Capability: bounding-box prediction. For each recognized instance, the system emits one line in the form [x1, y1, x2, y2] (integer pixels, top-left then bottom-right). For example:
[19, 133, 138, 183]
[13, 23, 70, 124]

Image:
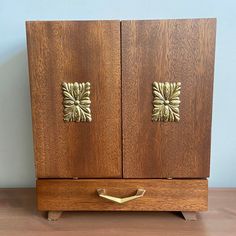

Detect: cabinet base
[181, 211, 197, 221]
[48, 211, 63, 221]
[37, 179, 208, 213]
[47, 211, 198, 221]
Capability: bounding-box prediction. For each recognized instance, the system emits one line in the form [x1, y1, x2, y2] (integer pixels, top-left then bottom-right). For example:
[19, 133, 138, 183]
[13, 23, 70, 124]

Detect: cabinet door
[27, 21, 121, 178]
[122, 19, 216, 178]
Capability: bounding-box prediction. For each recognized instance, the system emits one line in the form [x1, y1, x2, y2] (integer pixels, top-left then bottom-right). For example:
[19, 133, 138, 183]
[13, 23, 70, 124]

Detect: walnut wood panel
[122, 19, 216, 178]
[26, 21, 121, 178]
[37, 179, 208, 211]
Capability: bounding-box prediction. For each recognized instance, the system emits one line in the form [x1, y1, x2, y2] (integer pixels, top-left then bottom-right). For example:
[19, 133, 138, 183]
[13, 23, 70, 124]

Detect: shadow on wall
[0, 49, 35, 187]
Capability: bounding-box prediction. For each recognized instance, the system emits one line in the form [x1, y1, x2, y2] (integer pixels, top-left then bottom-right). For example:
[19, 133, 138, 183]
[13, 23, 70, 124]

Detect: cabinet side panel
[26, 21, 121, 178]
[122, 19, 216, 178]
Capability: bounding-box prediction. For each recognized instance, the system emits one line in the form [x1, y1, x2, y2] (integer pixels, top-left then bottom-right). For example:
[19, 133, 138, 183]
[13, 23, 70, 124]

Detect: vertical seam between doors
[120, 21, 124, 178]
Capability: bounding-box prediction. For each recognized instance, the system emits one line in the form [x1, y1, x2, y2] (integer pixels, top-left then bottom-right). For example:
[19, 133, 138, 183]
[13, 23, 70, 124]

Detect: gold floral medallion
[152, 82, 181, 122]
[62, 82, 92, 122]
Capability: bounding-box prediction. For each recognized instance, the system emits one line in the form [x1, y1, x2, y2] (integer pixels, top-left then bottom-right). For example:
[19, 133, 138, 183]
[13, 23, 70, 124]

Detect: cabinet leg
[48, 211, 63, 221]
[181, 211, 197, 221]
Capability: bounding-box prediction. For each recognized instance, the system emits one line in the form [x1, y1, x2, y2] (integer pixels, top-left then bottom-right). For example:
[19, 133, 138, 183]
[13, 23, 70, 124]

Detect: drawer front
[37, 179, 207, 211]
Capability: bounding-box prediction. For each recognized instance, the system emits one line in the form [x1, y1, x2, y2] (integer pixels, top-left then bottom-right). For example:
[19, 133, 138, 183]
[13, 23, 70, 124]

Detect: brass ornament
[152, 82, 181, 122]
[62, 82, 92, 122]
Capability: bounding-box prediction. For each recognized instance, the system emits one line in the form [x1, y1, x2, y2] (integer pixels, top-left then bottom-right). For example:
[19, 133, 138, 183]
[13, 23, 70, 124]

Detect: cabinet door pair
[27, 19, 216, 179]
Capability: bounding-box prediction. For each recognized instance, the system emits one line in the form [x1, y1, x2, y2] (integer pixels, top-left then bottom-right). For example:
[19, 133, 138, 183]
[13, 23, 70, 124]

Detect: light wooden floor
[0, 188, 236, 236]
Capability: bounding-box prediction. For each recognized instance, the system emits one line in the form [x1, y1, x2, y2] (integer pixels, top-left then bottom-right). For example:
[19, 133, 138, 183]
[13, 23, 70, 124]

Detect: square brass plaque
[152, 82, 181, 122]
[62, 82, 92, 122]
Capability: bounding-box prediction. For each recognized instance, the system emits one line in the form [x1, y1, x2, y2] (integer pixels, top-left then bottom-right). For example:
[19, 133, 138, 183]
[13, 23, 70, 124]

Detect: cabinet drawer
[37, 179, 207, 211]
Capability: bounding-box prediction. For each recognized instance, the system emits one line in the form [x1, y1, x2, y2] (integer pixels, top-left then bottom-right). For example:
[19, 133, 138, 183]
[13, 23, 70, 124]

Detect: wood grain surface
[26, 21, 122, 178]
[1, 188, 236, 236]
[37, 179, 208, 211]
[122, 19, 216, 178]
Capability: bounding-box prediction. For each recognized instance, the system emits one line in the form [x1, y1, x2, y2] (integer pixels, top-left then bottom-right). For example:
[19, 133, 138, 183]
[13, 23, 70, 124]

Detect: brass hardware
[97, 188, 146, 204]
[62, 82, 92, 122]
[152, 82, 181, 122]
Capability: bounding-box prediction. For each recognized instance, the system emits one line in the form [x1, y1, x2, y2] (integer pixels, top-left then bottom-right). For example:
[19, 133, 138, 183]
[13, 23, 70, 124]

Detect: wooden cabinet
[26, 19, 216, 220]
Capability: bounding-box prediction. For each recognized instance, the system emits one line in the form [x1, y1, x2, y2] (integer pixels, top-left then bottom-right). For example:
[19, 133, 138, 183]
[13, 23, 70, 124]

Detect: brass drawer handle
[97, 188, 146, 204]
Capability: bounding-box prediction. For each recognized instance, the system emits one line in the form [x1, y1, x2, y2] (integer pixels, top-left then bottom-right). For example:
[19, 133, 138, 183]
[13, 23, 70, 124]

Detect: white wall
[0, 0, 235, 187]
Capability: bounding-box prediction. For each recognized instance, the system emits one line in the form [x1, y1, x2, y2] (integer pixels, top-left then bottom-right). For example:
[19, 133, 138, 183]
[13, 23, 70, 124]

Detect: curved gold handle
[97, 188, 146, 204]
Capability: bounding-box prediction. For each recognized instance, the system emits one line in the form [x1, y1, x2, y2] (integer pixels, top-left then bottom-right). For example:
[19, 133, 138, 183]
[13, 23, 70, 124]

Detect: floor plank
[0, 188, 236, 236]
